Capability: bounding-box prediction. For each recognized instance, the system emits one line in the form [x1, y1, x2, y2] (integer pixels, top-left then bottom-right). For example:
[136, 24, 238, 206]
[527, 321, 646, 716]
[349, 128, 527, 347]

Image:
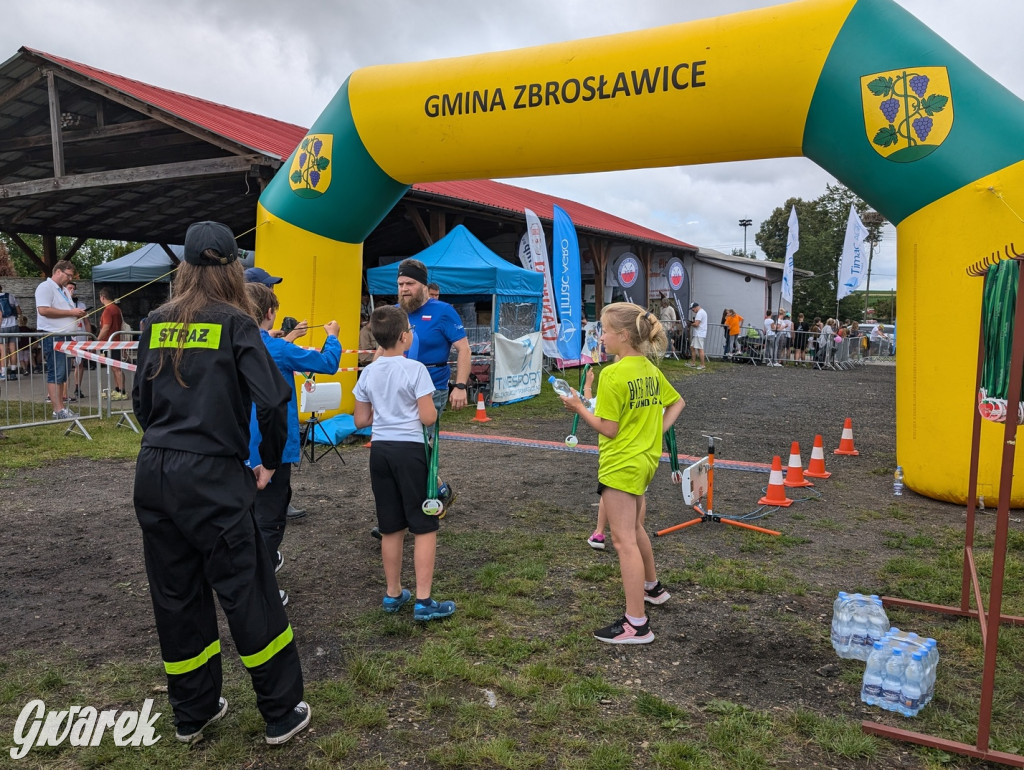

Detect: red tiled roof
[25, 47, 308, 160]
[25, 48, 694, 250]
[413, 180, 695, 250]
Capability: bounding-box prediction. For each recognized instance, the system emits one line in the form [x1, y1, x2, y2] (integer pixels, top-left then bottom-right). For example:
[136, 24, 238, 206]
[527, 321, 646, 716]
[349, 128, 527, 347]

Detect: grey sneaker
[53, 408, 79, 420]
[265, 701, 311, 745]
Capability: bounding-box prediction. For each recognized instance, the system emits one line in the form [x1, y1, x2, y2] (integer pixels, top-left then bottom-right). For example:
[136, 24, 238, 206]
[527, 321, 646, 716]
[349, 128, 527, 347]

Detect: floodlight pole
[739, 219, 752, 257]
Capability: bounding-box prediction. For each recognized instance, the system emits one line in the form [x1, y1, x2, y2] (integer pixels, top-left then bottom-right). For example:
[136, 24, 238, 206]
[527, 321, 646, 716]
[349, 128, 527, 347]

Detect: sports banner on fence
[491, 331, 543, 405]
[836, 205, 870, 301]
[552, 205, 582, 364]
[524, 209, 560, 358]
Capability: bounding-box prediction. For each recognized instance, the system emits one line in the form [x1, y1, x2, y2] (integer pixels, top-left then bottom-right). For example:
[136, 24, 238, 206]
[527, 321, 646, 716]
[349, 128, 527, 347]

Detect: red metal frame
[862, 258, 1024, 767]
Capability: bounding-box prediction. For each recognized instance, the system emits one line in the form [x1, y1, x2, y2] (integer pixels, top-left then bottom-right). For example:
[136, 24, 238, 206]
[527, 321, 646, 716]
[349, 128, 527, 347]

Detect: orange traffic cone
[758, 456, 793, 507]
[783, 441, 814, 487]
[805, 434, 832, 478]
[833, 418, 859, 456]
[471, 392, 492, 423]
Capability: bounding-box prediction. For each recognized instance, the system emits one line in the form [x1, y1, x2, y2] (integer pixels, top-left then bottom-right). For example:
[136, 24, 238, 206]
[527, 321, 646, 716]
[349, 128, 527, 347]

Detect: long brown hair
[150, 260, 252, 386]
[600, 302, 668, 361]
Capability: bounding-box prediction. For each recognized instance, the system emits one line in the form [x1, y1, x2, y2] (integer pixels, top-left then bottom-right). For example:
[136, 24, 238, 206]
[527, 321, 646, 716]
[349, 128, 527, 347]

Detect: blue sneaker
[382, 589, 411, 613]
[414, 598, 456, 621]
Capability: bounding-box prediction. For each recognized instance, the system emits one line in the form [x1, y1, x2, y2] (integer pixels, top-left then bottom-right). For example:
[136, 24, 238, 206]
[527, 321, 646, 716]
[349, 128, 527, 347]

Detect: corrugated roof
[413, 180, 696, 250]
[25, 47, 308, 160]
[25, 48, 695, 250]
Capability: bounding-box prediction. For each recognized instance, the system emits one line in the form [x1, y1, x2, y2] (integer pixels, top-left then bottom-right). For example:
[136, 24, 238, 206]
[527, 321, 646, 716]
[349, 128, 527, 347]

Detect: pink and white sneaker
[594, 616, 654, 645]
[587, 532, 606, 550]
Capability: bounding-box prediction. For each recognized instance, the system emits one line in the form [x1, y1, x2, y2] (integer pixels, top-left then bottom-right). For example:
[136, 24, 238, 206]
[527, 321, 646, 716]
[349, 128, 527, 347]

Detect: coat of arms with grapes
[288, 133, 333, 198]
[860, 67, 953, 162]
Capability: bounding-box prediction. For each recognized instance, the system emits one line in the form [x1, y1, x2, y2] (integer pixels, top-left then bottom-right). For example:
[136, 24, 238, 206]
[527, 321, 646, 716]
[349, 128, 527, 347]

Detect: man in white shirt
[688, 301, 708, 369]
[35, 260, 86, 419]
[763, 311, 780, 366]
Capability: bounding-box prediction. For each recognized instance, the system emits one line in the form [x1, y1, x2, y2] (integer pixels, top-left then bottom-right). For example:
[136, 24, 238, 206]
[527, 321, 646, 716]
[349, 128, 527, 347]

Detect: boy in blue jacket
[245, 283, 341, 603]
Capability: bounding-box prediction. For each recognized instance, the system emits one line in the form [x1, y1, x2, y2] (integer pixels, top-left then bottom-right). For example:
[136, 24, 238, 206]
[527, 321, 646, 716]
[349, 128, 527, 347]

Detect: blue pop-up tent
[366, 225, 543, 333]
[92, 244, 256, 283]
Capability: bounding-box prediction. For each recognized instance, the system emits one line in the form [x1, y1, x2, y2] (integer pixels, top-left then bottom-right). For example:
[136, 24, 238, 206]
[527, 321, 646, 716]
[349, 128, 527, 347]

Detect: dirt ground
[2, 360, 999, 767]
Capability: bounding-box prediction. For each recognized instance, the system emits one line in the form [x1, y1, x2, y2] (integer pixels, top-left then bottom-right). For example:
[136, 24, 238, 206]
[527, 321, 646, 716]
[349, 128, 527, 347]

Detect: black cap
[183, 221, 238, 266]
[244, 267, 283, 286]
[690, 301, 699, 309]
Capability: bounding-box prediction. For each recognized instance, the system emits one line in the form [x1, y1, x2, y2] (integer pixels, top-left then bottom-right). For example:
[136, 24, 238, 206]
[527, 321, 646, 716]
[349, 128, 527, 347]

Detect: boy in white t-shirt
[353, 306, 456, 622]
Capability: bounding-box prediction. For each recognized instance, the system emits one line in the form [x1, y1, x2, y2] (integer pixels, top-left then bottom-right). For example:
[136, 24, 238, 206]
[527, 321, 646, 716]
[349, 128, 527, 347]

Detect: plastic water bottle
[922, 639, 939, 704]
[893, 466, 904, 496]
[867, 597, 890, 647]
[861, 642, 886, 706]
[901, 652, 925, 716]
[882, 647, 905, 711]
[548, 376, 591, 409]
[849, 602, 871, 660]
[835, 594, 858, 657]
[831, 592, 849, 652]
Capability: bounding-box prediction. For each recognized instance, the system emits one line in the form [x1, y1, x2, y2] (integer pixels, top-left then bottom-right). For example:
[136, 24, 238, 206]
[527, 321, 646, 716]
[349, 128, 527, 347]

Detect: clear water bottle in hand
[893, 466, 904, 496]
[549, 376, 591, 409]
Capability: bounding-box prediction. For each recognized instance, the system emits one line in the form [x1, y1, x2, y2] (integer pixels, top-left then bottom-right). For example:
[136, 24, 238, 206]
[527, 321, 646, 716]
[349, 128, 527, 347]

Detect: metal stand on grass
[862, 254, 1024, 768]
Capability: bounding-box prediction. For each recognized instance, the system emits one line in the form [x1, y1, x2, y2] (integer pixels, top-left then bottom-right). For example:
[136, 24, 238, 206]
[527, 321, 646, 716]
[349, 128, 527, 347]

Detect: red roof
[414, 179, 695, 249]
[25, 47, 694, 250]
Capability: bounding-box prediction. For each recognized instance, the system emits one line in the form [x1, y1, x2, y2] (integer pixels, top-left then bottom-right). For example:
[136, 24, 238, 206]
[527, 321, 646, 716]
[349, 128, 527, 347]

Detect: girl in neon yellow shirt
[560, 303, 685, 644]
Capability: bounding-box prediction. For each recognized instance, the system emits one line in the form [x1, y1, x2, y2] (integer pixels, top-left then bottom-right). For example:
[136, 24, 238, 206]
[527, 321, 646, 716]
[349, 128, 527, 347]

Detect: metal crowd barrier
[0, 331, 106, 436]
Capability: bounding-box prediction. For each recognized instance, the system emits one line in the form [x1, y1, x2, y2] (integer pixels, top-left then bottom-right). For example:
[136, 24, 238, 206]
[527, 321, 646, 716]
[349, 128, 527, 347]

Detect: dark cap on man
[244, 267, 283, 286]
[690, 301, 700, 309]
[183, 221, 238, 266]
[397, 259, 429, 286]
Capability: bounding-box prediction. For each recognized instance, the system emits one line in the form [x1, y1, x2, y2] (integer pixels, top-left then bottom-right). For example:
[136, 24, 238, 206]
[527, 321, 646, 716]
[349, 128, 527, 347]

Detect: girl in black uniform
[132, 221, 311, 746]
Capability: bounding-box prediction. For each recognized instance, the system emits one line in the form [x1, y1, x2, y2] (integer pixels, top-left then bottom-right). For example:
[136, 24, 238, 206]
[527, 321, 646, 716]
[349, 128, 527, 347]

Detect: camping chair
[298, 382, 345, 465]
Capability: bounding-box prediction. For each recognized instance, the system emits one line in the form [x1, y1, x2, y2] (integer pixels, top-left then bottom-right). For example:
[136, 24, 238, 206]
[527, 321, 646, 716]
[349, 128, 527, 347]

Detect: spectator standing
[97, 286, 128, 400]
[659, 296, 678, 358]
[427, 282, 441, 301]
[688, 301, 707, 369]
[778, 312, 793, 362]
[793, 313, 810, 363]
[354, 305, 456, 622]
[358, 312, 377, 369]
[65, 281, 92, 402]
[132, 221, 310, 746]
[762, 311, 780, 366]
[0, 284, 21, 380]
[725, 309, 743, 358]
[35, 260, 86, 419]
[244, 283, 341, 602]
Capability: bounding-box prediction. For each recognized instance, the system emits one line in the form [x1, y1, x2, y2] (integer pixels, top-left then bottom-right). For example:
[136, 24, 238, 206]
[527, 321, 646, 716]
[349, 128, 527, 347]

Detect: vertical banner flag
[524, 208, 560, 358]
[836, 205, 870, 301]
[664, 256, 689, 323]
[552, 205, 582, 362]
[781, 205, 798, 308]
[612, 251, 646, 305]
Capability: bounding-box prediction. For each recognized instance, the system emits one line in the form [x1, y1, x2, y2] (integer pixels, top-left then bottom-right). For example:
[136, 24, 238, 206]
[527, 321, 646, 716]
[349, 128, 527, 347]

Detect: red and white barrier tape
[55, 341, 138, 372]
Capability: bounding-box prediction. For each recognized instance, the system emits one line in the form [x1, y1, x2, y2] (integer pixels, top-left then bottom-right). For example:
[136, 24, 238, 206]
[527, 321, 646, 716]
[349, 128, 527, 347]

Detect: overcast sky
[5, 1, 1023, 291]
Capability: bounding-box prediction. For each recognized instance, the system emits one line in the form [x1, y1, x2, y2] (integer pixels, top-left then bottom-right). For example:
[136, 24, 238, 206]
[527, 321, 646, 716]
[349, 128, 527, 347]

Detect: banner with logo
[611, 251, 646, 305]
[836, 205, 870, 301]
[524, 209, 560, 358]
[781, 205, 798, 309]
[552, 205, 582, 363]
[491, 331, 543, 404]
[664, 256, 689, 324]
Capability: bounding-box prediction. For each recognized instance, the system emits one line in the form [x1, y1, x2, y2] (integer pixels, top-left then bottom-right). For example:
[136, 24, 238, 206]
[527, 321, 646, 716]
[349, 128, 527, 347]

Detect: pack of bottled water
[860, 628, 940, 716]
[831, 592, 891, 661]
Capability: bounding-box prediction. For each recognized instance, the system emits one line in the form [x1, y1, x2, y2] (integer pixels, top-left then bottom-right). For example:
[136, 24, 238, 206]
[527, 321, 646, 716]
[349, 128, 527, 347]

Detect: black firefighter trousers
[134, 446, 303, 727]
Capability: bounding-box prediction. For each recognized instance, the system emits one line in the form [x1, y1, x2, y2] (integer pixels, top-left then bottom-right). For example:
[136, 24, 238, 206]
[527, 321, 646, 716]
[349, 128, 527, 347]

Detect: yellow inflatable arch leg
[257, 0, 1024, 504]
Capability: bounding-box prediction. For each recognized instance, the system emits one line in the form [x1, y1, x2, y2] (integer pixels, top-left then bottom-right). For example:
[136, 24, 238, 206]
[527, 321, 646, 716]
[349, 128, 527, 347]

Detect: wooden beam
[404, 203, 432, 248]
[0, 68, 43, 110]
[587, 236, 609, 314]
[159, 243, 180, 265]
[46, 71, 65, 178]
[0, 155, 265, 199]
[0, 119, 167, 152]
[42, 235, 57, 272]
[48, 67, 282, 159]
[2, 231, 48, 274]
[430, 209, 447, 242]
[63, 235, 87, 261]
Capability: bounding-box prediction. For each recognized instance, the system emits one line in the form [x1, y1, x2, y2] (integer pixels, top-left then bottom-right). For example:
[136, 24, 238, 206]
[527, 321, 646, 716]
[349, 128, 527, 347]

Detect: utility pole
[739, 219, 752, 257]
[861, 211, 885, 320]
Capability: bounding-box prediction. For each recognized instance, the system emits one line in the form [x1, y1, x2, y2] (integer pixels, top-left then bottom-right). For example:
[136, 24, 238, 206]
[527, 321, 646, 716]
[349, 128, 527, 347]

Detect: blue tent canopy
[92, 244, 255, 283]
[366, 225, 543, 304]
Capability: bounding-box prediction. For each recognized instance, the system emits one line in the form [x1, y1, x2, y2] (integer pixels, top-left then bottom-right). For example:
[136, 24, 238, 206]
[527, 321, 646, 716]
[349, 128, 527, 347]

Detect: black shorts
[109, 349, 122, 362]
[369, 441, 439, 535]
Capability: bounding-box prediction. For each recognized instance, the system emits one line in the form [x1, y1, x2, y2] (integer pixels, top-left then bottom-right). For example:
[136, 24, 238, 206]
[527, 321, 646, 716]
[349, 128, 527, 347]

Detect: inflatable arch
[255, 0, 1024, 505]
